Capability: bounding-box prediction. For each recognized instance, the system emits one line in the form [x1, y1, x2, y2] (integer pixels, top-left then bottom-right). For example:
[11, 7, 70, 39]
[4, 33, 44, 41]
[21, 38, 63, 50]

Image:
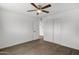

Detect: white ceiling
[0, 3, 79, 18]
[0, 3, 51, 18]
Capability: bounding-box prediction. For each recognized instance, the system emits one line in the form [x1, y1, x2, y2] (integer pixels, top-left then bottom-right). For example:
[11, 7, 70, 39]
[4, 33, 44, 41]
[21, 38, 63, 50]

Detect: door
[33, 19, 39, 40]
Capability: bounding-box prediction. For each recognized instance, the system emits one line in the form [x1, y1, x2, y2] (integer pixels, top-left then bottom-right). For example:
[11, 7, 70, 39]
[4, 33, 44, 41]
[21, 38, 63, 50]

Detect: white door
[33, 19, 39, 40]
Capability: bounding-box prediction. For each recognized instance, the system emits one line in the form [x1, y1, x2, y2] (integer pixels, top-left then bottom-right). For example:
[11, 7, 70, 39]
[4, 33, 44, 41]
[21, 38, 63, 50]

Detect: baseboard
[44, 40, 79, 51]
[0, 39, 38, 50]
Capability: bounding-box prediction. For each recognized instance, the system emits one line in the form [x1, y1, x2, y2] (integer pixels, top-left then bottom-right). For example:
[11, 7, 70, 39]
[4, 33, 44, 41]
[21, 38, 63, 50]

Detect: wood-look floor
[0, 39, 79, 55]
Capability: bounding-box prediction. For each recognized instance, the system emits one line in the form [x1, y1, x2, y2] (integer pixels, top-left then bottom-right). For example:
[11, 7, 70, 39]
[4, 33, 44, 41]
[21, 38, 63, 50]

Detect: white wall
[1, 3, 79, 50]
[0, 3, 39, 49]
[43, 3, 79, 50]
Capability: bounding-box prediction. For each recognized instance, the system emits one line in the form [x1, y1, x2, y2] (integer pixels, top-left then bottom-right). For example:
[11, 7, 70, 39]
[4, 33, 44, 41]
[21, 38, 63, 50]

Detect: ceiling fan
[27, 3, 51, 15]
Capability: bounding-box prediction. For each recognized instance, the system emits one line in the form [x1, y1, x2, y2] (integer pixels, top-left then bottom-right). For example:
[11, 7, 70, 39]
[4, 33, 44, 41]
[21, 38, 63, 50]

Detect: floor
[0, 39, 79, 55]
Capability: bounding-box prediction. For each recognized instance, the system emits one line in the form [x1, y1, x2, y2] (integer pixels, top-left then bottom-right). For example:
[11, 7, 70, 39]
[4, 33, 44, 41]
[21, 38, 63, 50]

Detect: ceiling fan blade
[31, 3, 38, 9]
[41, 4, 51, 9]
[27, 10, 36, 12]
[42, 10, 49, 13]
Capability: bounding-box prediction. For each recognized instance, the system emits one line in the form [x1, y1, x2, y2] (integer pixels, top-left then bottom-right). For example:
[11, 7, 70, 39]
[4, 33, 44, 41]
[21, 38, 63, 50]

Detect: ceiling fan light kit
[37, 10, 42, 13]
